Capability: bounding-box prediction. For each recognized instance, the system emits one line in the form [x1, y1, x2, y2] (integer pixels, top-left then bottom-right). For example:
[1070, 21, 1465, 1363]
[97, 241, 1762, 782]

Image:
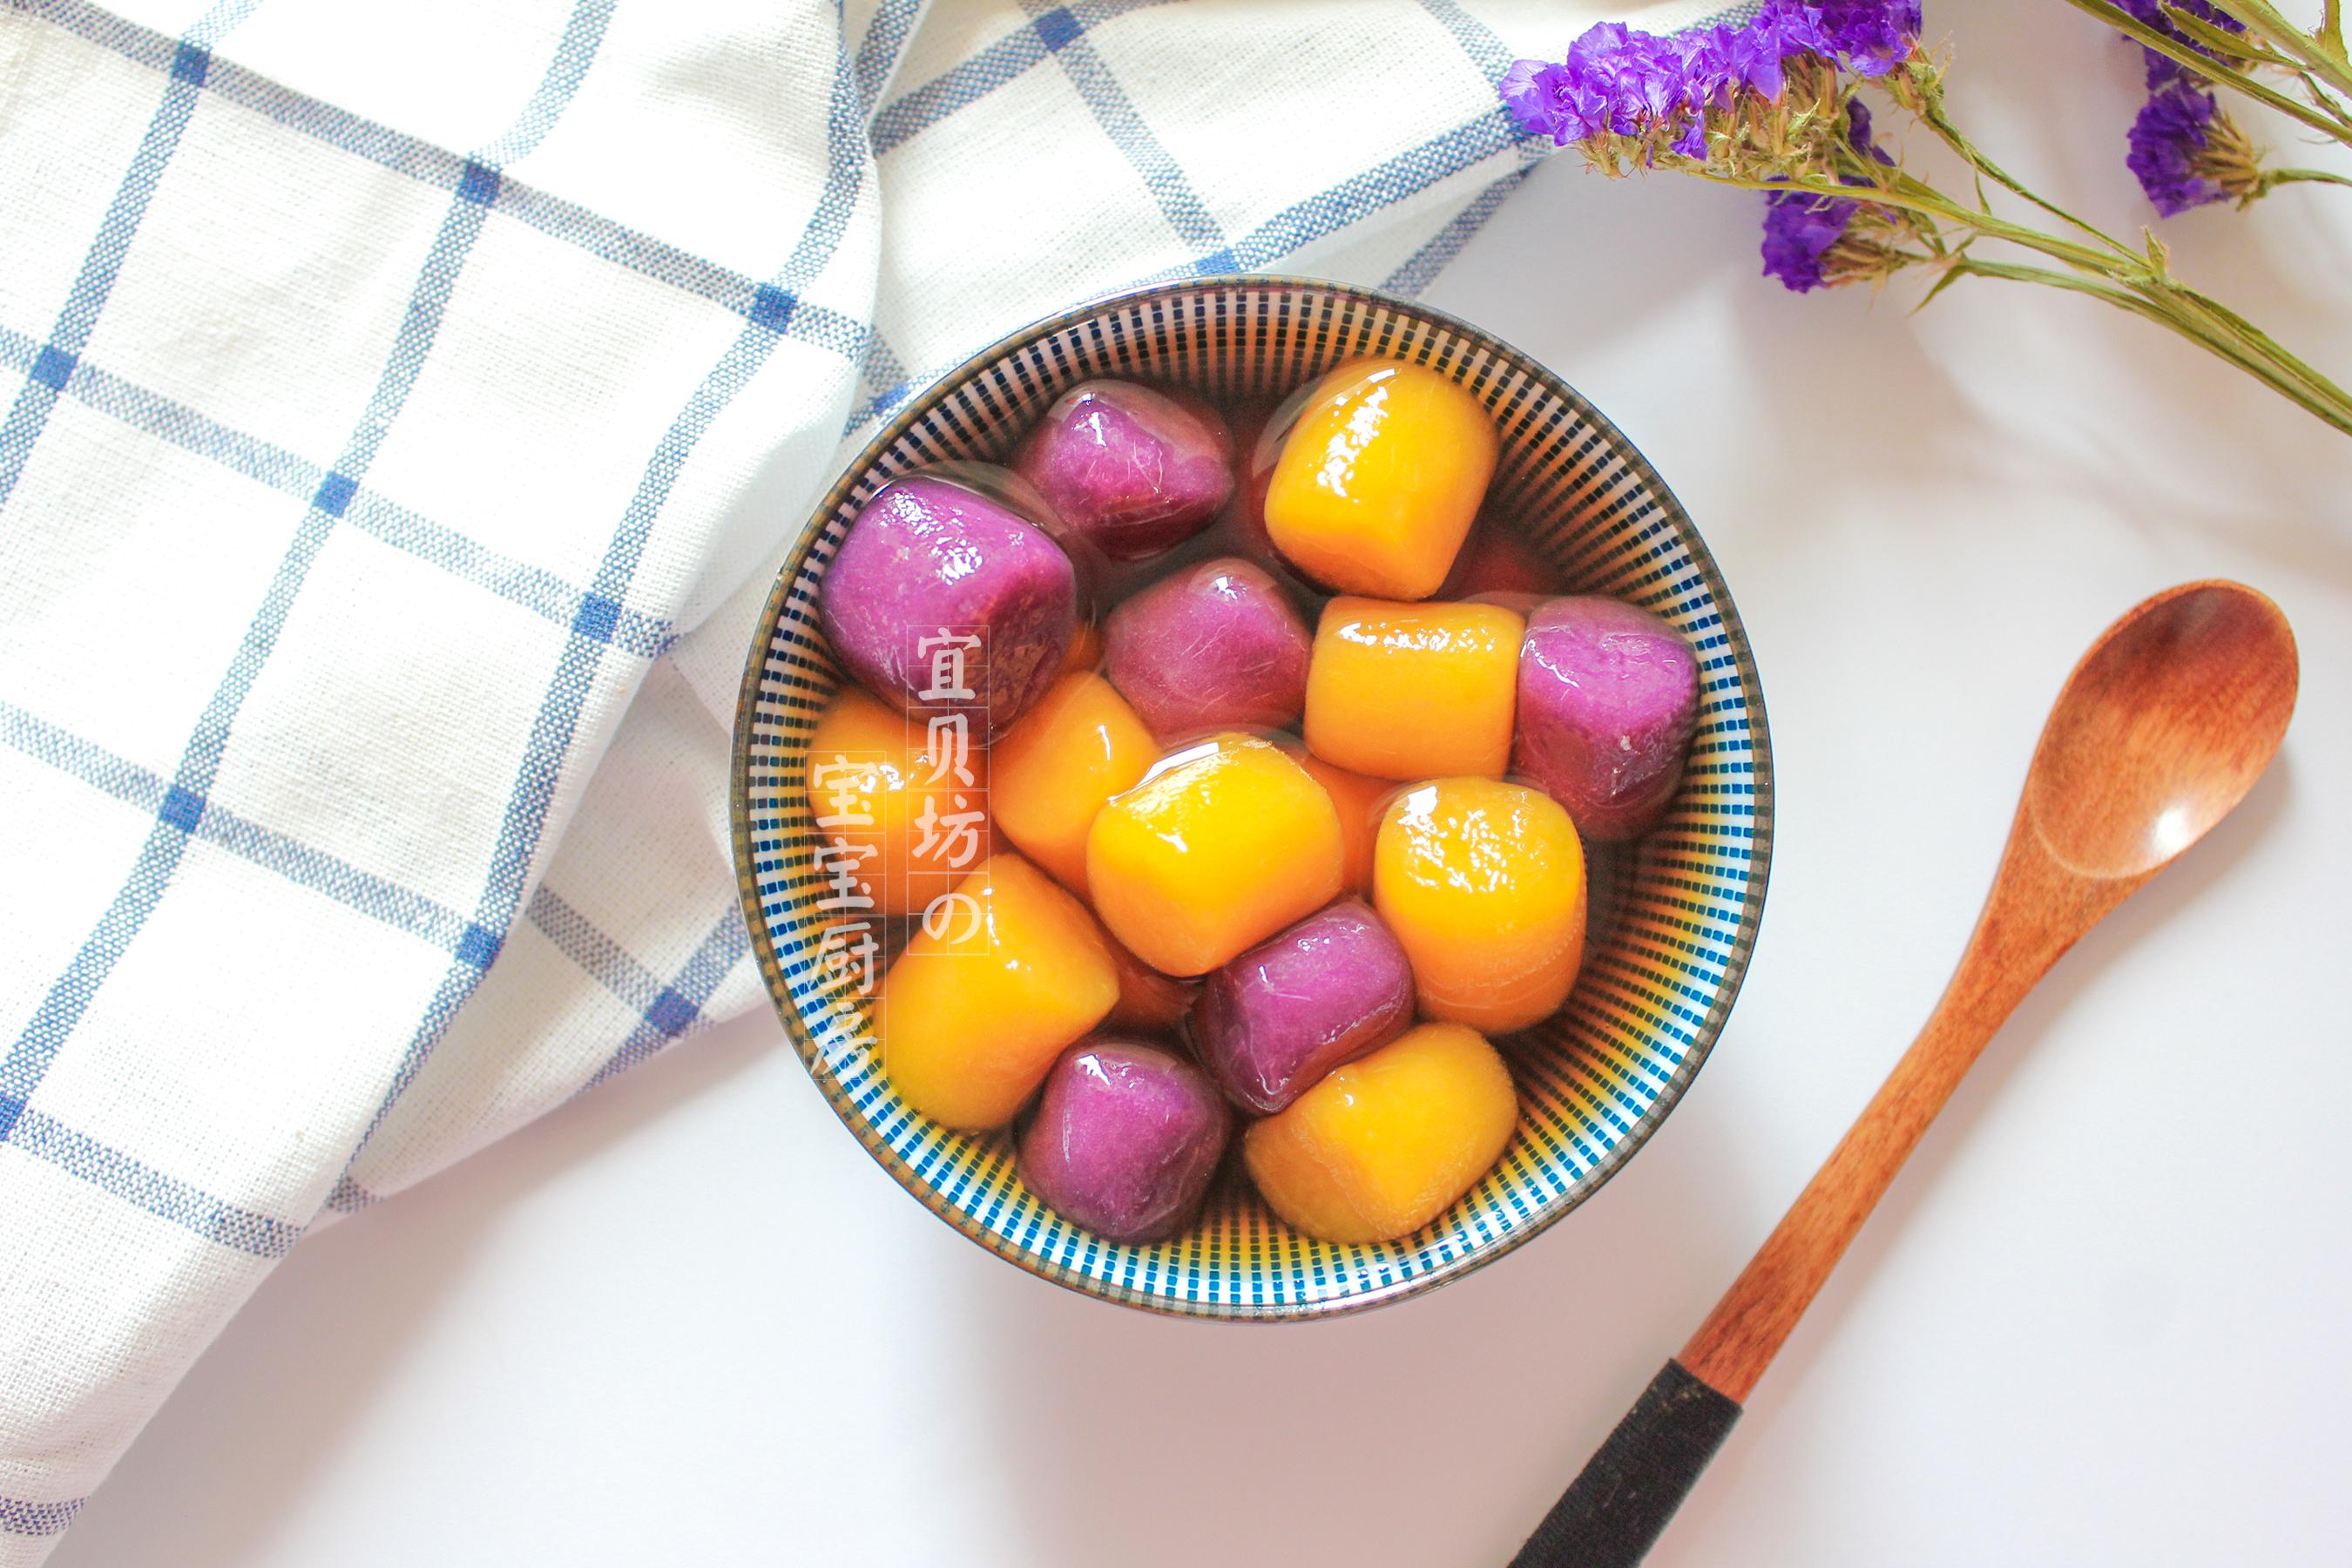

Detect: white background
[51, 4, 2352, 1565]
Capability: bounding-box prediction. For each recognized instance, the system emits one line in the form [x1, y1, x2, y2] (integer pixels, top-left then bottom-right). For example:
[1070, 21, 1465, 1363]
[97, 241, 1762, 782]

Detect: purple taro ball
[1102, 556, 1311, 739]
[1194, 899, 1416, 1115]
[1017, 1037, 1231, 1245]
[1512, 596, 1700, 841]
[817, 470, 1078, 740]
[1012, 380, 1235, 562]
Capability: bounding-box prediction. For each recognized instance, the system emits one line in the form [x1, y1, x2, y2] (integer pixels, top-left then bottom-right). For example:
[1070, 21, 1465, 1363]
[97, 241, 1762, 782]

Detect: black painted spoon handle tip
[1508, 1361, 1742, 1568]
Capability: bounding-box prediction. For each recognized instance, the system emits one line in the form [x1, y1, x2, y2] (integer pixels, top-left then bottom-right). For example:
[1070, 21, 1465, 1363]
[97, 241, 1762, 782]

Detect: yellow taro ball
[1262, 359, 1499, 600]
[806, 688, 990, 916]
[1374, 777, 1586, 1034]
[989, 671, 1156, 894]
[1245, 1022, 1518, 1244]
[1304, 596, 1523, 781]
[879, 853, 1119, 1131]
[1085, 734, 1344, 977]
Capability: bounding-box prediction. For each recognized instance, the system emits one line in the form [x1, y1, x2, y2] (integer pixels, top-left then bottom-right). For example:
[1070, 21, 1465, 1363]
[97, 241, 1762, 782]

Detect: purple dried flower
[1732, 4, 1834, 98]
[1677, 23, 1740, 98]
[1501, 27, 1632, 145]
[2127, 81, 2224, 213]
[1762, 190, 1860, 291]
[1821, 0, 1923, 76]
[2116, 0, 2244, 87]
[1499, 1, 1924, 153]
[1498, 57, 1569, 140]
[1760, 98, 1897, 291]
[2126, 78, 2267, 213]
[1498, 3, 1931, 292]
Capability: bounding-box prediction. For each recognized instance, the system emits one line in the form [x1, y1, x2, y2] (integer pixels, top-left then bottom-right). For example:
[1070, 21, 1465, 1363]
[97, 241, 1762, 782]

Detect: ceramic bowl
[731, 276, 1773, 1319]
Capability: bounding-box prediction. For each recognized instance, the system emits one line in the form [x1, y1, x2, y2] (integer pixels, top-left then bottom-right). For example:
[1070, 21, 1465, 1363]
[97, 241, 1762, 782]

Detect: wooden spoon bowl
[2026, 581, 2297, 880]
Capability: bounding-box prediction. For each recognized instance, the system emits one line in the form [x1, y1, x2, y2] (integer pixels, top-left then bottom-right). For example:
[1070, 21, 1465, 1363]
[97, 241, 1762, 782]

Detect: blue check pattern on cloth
[0, 0, 1731, 1552]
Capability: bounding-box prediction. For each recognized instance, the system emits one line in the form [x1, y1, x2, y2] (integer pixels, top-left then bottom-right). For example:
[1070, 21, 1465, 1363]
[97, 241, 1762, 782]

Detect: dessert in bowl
[732, 277, 1772, 1319]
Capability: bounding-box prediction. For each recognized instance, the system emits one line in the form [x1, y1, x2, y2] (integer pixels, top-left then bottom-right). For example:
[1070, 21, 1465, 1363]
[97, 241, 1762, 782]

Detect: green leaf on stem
[1911, 261, 1973, 314]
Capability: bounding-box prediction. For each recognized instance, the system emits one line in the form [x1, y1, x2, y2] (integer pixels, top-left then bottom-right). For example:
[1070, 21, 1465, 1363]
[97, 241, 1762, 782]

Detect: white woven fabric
[0, 0, 1729, 1554]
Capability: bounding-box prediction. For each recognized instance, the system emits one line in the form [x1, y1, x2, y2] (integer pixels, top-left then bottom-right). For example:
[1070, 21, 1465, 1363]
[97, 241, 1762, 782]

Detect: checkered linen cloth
[0, 0, 1731, 1553]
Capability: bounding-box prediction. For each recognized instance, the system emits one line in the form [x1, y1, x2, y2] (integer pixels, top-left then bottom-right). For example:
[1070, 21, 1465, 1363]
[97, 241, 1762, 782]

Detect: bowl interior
[733, 278, 1771, 1319]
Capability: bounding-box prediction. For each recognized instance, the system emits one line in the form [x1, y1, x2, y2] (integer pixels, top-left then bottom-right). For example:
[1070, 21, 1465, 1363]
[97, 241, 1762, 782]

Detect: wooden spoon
[1511, 580, 2299, 1568]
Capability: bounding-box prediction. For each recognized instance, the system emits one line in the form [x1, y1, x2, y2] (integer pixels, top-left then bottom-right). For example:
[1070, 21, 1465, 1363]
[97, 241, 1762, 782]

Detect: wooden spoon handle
[1512, 835, 2118, 1564]
[1682, 837, 2113, 1402]
[1680, 940, 2038, 1398]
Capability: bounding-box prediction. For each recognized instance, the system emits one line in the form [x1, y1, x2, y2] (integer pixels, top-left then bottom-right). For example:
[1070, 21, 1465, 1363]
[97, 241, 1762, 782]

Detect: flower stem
[1697, 166, 2126, 271]
[2265, 165, 2352, 189]
[1879, 172, 2132, 270]
[1950, 257, 2352, 433]
[2292, 71, 2352, 127]
[1909, 93, 2140, 258]
[1702, 159, 2352, 436]
[2214, 0, 2352, 103]
[2058, 0, 2352, 148]
[2159, 280, 2352, 412]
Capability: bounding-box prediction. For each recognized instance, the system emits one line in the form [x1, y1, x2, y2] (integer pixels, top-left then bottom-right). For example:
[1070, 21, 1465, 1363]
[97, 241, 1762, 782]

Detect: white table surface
[50, 7, 2352, 1564]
